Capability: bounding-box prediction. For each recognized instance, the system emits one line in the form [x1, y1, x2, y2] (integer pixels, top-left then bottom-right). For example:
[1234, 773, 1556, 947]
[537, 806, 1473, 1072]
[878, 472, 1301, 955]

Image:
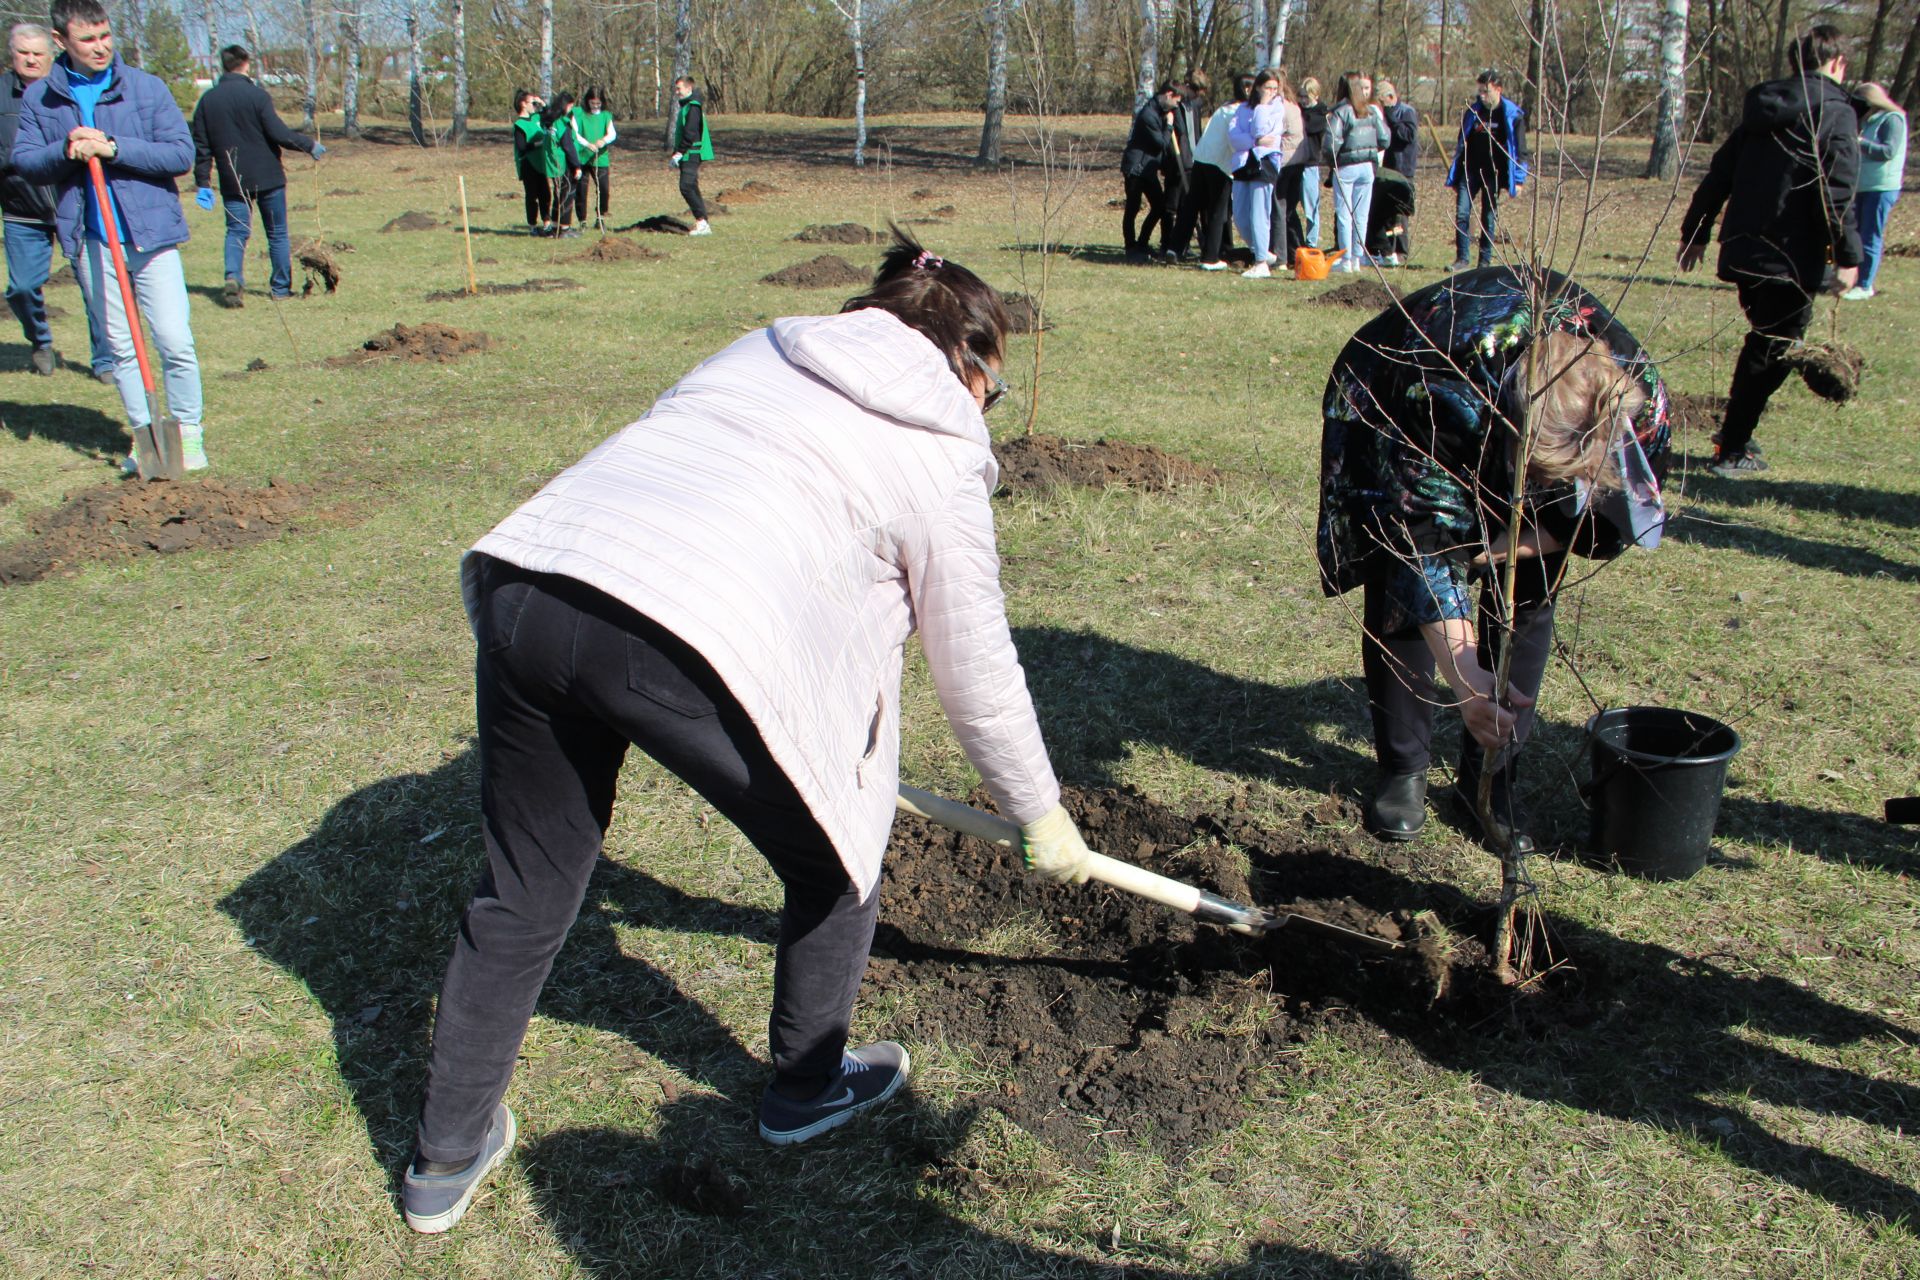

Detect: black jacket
[1384, 101, 1419, 178]
[0, 70, 56, 223]
[191, 71, 316, 199]
[1120, 98, 1175, 178]
[1300, 101, 1328, 165]
[1681, 71, 1862, 287]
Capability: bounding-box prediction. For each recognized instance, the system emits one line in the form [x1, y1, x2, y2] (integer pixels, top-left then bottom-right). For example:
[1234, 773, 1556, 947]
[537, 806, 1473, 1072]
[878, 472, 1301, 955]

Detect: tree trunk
[119, 0, 144, 65]
[1437, 0, 1450, 117]
[1527, 0, 1546, 104]
[1138, 0, 1160, 109]
[452, 0, 469, 143]
[540, 0, 555, 98]
[977, 0, 1008, 165]
[340, 5, 362, 138]
[300, 0, 318, 132]
[1269, 0, 1292, 69]
[851, 2, 867, 167]
[407, 3, 425, 146]
[666, 0, 692, 149]
[1770, 0, 1793, 79]
[1646, 0, 1689, 179]
[1894, 6, 1920, 107]
[201, 0, 217, 66]
[1248, 0, 1267, 70]
[1864, 0, 1898, 83]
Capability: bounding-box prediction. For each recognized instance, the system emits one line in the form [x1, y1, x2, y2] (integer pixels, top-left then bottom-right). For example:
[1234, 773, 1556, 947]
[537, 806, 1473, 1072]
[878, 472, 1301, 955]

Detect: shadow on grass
[1664, 509, 1920, 583]
[0, 397, 125, 456]
[1690, 477, 1920, 530]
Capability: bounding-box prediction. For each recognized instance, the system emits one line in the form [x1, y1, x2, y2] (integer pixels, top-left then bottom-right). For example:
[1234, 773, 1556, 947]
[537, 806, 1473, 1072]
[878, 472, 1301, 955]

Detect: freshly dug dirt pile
[622, 214, 693, 235]
[293, 238, 344, 295]
[992, 434, 1221, 494]
[329, 323, 490, 366]
[1885, 240, 1920, 258]
[761, 255, 868, 288]
[325, 188, 362, 196]
[932, 204, 957, 217]
[0, 478, 306, 585]
[1669, 391, 1728, 438]
[714, 180, 782, 204]
[873, 785, 1470, 1153]
[1310, 277, 1403, 310]
[1783, 341, 1863, 403]
[424, 278, 583, 301]
[1000, 291, 1049, 334]
[570, 237, 664, 264]
[794, 222, 878, 244]
[911, 187, 942, 200]
[381, 211, 442, 232]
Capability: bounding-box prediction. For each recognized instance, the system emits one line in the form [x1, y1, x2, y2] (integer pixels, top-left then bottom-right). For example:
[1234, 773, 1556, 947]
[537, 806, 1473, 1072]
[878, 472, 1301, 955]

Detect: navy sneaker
[401, 1103, 517, 1234]
[758, 1042, 910, 1146]
[1708, 448, 1768, 478]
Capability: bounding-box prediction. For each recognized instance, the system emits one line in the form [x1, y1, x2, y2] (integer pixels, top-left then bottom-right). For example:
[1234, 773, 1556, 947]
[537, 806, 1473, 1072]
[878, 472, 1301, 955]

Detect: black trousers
[1279, 164, 1313, 264]
[521, 173, 553, 226]
[679, 158, 708, 220]
[1360, 556, 1562, 780]
[1123, 169, 1170, 253]
[1169, 164, 1232, 260]
[415, 557, 878, 1163]
[574, 166, 610, 220]
[1720, 277, 1816, 455]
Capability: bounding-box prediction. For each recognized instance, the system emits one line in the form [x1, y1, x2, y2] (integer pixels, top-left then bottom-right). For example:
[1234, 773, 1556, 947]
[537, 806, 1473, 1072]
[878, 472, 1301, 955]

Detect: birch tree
[200, 0, 217, 64]
[407, 1, 426, 145]
[1269, 0, 1293, 69]
[666, 0, 692, 150]
[299, 0, 317, 132]
[1248, 0, 1267, 70]
[540, 0, 555, 97]
[340, 2, 362, 138]
[976, 0, 1007, 166]
[1138, 0, 1166, 109]
[829, 0, 868, 167]
[452, 0, 469, 142]
[1645, 0, 1688, 179]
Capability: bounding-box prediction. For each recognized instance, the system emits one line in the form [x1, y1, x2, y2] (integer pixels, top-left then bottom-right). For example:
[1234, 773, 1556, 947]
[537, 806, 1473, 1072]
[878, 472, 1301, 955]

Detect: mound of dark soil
[293, 238, 344, 295]
[713, 180, 782, 204]
[328, 323, 490, 366]
[1000, 291, 1049, 334]
[761, 255, 868, 288]
[1783, 341, 1863, 403]
[992, 434, 1221, 494]
[424, 278, 583, 301]
[621, 214, 693, 235]
[325, 188, 362, 196]
[1310, 277, 1403, 310]
[381, 211, 442, 232]
[911, 187, 942, 200]
[0, 478, 306, 585]
[570, 237, 664, 264]
[794, 222, 878, 244]
[1669, 391, 1728, 438]
[873, 785, 1476, 1153]
[932, 204, 957, 217]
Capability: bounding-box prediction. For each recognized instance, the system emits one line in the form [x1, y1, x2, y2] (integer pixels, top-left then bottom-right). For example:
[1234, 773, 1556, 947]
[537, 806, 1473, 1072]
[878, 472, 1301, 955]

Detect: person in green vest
[511, 89, 553, 235]
[671, 76, 713, 236]
[570, 85, 617, 229]
[540, 91, 585, 238]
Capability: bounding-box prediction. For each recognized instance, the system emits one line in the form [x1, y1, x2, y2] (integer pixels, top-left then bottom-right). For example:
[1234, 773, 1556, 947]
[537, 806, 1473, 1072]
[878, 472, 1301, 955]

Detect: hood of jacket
[1744, 71, 1850, 130]
[769, 308, 988, 448]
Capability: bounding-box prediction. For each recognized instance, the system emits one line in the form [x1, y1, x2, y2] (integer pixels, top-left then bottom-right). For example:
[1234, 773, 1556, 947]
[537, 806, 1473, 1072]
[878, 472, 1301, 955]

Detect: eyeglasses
[967, 351, 1010, 412]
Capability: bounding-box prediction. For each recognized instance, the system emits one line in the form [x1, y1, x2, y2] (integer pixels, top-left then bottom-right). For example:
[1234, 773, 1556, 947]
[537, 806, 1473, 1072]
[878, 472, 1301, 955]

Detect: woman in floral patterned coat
[1316, 267, 1671, 851]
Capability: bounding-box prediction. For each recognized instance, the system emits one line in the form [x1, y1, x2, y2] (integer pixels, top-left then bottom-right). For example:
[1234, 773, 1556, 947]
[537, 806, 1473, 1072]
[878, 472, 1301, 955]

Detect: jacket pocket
[626, 636, 718, 718]
[854, 688, 885, 787]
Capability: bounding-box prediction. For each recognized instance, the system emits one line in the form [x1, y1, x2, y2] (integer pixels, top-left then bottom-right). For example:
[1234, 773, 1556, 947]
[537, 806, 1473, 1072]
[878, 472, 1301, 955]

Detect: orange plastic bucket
[1293, 247, 1343, 281]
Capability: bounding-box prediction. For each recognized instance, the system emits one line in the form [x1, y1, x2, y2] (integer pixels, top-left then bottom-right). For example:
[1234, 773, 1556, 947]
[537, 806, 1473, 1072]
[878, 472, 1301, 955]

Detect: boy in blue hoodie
[1445, 69, 1528, 271]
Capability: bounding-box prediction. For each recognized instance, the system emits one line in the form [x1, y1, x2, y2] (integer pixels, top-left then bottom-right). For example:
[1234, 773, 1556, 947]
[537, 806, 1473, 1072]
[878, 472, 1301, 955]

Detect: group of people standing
[511, 76, 713, 238]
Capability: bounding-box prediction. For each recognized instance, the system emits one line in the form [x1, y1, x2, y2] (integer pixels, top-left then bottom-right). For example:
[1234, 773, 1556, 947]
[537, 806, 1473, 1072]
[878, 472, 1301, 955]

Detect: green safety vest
[574, 108, 614, 168]
[675, 97, 713, 161]
[540, 116, 569, 179]
[513, 115, 544, 178]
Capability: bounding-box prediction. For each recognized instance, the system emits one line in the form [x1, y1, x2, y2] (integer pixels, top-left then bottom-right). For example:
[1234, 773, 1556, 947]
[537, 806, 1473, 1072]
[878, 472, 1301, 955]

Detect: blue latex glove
[311, 143, 327, 158]
[194, 187, 216, 210]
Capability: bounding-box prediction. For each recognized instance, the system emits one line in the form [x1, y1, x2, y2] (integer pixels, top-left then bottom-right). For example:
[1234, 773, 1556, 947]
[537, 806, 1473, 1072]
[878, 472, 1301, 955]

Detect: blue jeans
[223, 186, 292, 296]
[1855, 188, 1899, 290]
[76, 240, 202, 428]
[4, 218, 113, 371]
[1301, 171, 1322, 246]
[1230, 178, 1276, 264]
[1455, 180, 1500, 264]
[1332, 162, 1375, 263]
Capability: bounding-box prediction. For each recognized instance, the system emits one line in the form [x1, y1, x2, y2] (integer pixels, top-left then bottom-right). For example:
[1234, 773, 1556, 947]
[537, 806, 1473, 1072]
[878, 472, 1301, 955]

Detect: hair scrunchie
[912, 249, 945, 271]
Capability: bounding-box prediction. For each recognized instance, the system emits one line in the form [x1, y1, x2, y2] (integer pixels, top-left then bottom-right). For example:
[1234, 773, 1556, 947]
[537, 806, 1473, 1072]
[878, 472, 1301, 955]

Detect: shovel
[87, 155, 182, 482]
[897, 784, 1403, 951]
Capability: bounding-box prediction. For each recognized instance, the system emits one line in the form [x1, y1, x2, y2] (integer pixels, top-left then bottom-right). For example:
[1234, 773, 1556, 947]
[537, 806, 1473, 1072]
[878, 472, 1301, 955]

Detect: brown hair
[1790, 24, 1847, 74]
[840, 226, 1011, 381]
[1526, 331, 1648, 488]
[1336, 70, 1372, 110]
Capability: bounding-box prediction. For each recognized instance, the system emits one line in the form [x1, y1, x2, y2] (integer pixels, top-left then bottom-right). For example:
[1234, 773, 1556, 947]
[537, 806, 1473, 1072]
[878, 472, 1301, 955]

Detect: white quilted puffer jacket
[465, 306, 1061, 897]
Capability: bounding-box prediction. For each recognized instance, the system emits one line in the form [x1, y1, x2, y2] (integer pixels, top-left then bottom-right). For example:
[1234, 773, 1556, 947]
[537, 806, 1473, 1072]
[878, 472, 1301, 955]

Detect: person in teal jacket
[570, 86, 615, 229]
[1846, 81, 1907, 300]
[670, 76, 712, 236]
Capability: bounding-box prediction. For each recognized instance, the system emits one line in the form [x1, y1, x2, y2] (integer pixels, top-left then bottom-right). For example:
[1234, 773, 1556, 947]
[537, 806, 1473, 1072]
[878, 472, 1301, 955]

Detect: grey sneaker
[758, 1042, 909, 1146]
[94, 366, 116, 384]
[222, 278, 244, 308]
[401, 1103, 517, 1234]
[29, 344, 59, 375]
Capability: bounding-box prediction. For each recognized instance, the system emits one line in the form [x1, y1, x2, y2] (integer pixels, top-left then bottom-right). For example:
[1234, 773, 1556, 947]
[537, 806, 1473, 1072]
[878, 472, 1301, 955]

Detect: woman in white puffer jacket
[400, 233, 1097, 1234]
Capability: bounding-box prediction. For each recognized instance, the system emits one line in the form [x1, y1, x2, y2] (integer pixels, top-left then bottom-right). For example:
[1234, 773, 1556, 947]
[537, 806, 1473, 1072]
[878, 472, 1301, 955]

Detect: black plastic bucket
[1585, 707, 1742, 880]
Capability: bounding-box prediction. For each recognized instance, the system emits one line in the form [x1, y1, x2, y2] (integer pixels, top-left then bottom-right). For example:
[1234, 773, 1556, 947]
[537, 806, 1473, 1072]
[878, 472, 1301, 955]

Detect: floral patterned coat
[1315, 267, 1671, 615]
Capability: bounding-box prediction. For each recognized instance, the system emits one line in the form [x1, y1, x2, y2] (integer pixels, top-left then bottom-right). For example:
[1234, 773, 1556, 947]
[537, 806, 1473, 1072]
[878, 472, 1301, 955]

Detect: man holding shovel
[13, 0, 204, 470]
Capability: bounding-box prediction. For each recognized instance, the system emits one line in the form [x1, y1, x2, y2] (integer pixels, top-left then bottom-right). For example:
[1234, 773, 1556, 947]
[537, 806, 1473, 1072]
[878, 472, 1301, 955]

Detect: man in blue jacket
[13, 0, 204, 470]
[1445, 69, 1527, 271]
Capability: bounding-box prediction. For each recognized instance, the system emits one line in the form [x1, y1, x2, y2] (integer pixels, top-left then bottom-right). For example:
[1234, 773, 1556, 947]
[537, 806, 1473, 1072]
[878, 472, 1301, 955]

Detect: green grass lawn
[0, 112, 1915, 1278]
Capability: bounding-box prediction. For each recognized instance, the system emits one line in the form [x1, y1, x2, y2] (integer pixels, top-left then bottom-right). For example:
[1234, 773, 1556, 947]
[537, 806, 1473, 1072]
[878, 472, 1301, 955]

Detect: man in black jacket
[1679, 25, 1860, 477]
[0, 20, 108, 377]
[190, 44, 322, 306]
[1375, 78, 1419, 264]
[1120, 82, 1182, 262]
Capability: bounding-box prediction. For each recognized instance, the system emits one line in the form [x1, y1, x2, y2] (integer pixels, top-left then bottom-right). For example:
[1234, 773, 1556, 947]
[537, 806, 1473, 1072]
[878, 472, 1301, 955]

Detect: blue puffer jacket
[11, 55, 192, 258]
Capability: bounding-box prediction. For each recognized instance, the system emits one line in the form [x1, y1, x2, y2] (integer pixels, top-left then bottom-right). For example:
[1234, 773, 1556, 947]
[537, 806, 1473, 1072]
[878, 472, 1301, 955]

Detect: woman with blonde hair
[1847, 81, 1907, 300]
[1316, 268, 1671, 851]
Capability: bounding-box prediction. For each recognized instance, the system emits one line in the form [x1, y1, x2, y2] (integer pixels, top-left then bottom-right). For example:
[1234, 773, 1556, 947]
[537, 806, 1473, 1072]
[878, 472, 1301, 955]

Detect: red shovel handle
[84, 153, 157, 395]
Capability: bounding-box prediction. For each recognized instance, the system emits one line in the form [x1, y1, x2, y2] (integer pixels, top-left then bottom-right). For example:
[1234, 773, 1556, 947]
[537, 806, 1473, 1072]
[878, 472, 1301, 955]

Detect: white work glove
[1019, 805, 1094, 885]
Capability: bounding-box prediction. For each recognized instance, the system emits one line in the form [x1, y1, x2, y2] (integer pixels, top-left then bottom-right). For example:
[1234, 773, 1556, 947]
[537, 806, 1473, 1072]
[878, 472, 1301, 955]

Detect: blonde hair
[1300, 76, 1321, 102]
[1859, 81, 1903, 115]
[1525, 330, 1648, 488]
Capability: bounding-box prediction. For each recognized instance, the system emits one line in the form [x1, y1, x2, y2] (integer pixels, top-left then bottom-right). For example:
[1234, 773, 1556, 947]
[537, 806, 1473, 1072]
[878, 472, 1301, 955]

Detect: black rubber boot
[1365, 771, 1429, 841]
[1454, 743, 1536, 856]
